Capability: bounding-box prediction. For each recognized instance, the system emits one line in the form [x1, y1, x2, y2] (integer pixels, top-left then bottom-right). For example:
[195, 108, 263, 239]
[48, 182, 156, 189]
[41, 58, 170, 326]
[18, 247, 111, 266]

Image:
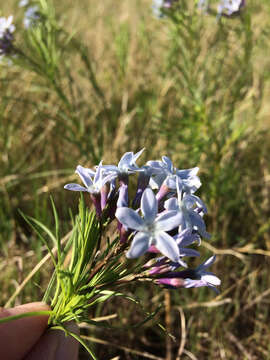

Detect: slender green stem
[0, 311, 52, 324]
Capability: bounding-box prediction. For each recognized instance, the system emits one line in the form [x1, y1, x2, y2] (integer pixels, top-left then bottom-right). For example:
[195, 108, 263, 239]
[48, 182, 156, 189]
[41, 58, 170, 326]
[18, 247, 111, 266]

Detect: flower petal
[162, 156, 173, 173]
[101, 165, 120, 173]
[189, 211, 210, 238]
[176, 167, 199, 179]
[197, 255, 216, 271]
[176, 230, 201, 247]
[164, 175, 177, 189]
[64, 183, 88, 192]
[164, 197, 178, 211]
[156, 231, 180, 262]
[118, 152, 133, 169]
[126, 232, 150, 258]
[116, 207, 145, 231]
[133, 148, 145, 163]
[149, 173, 166, 189]
[147, 160, 163, 169]
[184, 278, 220, 293]
[156, 210, 181, 231]
[183, 176, 201, 193]
[180, 248, 200, 257]
[141, 188, 157, 223]
[93, 162, 103, 184]
[75, 165, 94, 188]
[201, 273, 221, 286]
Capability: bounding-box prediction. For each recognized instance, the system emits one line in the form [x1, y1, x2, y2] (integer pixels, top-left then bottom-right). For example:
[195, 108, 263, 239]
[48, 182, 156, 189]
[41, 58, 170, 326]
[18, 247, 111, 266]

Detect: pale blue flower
[184, 255, 221, 291]
[164, 179, 210, 239]
[174, 229, 201, 258]
[147, 156, 201, 194]
[64, 163, 115, 194]
[104, 149, 145, 209]
[116, 188, 181, 262]
[102, 149, 144, 177]
[156, 256, 220, 291]
[0, 16, 15, 38]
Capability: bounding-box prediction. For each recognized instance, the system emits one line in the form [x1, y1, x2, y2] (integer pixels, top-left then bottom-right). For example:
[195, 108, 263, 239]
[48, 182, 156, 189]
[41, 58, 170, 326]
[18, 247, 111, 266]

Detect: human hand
[0, 302, 79, 360]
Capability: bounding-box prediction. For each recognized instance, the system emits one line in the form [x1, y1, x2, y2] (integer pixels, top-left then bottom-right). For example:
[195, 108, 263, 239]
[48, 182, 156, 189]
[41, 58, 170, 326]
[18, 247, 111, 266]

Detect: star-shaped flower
[184, 255, 221, 291]
[156, 256, 220, 291]
[164, 179, 210, 239]
[116, 188, 181, 262]
[64, 163, 115, 194]
[147, 156, 201, 193]
[102, 149, 145, 177]
[0, 16, 15, 38]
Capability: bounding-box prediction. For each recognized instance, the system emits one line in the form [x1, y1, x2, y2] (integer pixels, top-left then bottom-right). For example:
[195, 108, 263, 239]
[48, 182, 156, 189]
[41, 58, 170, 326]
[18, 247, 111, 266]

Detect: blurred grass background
[0, 0, 270, 358]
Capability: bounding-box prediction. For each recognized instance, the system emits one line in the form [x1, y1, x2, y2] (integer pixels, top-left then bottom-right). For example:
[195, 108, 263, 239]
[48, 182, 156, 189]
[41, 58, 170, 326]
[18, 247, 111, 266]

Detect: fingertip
[0, 302, 50, 360]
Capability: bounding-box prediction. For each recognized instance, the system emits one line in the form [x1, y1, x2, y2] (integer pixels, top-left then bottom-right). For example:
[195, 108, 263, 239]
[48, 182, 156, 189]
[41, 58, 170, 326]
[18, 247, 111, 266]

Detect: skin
[0, 302, 79, 360]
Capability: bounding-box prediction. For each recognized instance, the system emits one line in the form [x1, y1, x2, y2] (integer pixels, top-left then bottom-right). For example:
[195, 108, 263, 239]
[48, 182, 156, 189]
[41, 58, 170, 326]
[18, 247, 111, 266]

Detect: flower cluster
[152, 0, 246, 18]
[198, 0, 245, 16]
[0, 2, 41, 60]
[65, 150, 220, 292]
[19, 0, 40, 28]
[0, 16, 15, 59]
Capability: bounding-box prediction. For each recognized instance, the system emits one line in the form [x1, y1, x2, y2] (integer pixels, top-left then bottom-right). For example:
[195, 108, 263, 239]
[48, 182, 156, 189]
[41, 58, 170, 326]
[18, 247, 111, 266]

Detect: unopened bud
[156, 278, 187, 288]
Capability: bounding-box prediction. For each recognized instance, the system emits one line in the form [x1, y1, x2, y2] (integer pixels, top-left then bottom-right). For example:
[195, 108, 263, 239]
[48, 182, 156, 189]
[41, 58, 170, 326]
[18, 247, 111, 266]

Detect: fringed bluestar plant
[64, 150, 221, 293]
[0, 16, 15, 59]
[1, 150, 220, 357]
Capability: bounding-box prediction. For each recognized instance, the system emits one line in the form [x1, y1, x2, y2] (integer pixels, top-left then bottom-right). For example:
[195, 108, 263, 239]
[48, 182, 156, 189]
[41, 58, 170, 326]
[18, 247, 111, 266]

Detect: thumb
[0, 302, 50, 360]
[25, 321, 79, 360]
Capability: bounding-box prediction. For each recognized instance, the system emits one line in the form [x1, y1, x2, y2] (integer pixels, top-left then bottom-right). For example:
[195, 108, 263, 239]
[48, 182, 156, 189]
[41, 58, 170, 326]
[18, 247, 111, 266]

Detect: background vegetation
[0, 0, 270, 358]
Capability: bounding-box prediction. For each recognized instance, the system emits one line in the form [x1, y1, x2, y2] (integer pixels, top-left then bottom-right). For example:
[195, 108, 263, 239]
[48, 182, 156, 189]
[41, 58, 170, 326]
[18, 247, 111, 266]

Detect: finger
[25, 321, 79, 360]
[0, 302, 50, 360]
